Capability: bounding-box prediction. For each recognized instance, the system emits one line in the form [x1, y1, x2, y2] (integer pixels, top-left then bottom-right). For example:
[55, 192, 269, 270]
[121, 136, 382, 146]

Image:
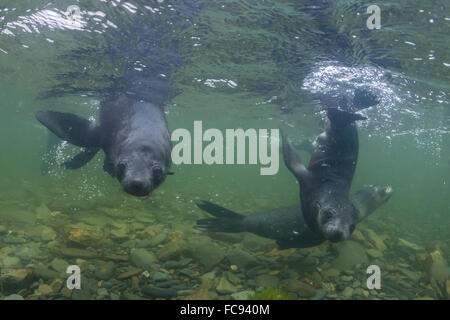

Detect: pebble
[4, 294, 24, 300]
[3, 256, 21, 268]
[231, 290, 255, 300]
[94, 261, 116, 280]
[130, 248, 158, 270]
[186, 240, 225, 270]
[226, 249, 258, 269]
[216, 277, 237, 295]
[141, 285, 178, 299]
[342, 287, 353, 299]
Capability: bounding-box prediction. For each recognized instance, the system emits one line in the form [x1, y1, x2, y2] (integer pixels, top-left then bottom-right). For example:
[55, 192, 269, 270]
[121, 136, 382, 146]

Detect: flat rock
[130, 248, 158, 270]
[186, 239, 225, 270]
[0, 269, 33, 295]
[141, 285, 178, 299]
[59, 247, 97, 259]
[231, 290, 255, 300]
[216, 277, 237, 294]
[255, 274, 280, 288]
[367, 249, 383, 259]
[226, 249, 258, 269]
[331, 240, 368, 271]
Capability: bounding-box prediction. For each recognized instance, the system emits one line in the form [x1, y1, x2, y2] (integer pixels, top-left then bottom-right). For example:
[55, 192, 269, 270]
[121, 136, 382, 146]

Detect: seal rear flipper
[63, 147, 100, 169]
[196, 201, 243, 219]
[280, 128, 310, 183]
[352, 88, 379, 110]
[36, 111, 101, 147]
[195, 201, 245, 233]
[327, 108, 367, 127]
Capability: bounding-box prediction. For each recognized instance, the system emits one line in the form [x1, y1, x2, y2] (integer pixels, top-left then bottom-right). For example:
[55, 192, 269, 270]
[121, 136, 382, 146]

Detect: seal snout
[326, 229, 345, 242]
[124, 179, 151, 197]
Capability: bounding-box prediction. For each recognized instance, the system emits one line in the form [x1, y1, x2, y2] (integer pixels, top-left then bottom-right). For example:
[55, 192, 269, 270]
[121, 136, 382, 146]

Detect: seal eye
[117, 163, 126, 180]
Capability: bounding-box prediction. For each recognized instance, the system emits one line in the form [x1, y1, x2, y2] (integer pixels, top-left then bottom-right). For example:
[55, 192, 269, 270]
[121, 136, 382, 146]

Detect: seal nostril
[327, 230, 344, 242]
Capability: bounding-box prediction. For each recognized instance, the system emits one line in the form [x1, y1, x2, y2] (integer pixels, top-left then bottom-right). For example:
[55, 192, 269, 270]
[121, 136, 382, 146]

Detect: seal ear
[280, 128, 310, 183]
[36, 111, 101, 148]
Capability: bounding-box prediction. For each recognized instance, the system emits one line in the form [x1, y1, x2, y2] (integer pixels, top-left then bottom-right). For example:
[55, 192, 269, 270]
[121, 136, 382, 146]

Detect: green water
[0, 0, 448, 300]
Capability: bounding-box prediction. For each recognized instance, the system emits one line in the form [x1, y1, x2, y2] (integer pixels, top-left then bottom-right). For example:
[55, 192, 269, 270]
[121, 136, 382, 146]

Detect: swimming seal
[281, 95, 376, 242]
[36, 93, 172, 197]
[195, 185, 393, 249]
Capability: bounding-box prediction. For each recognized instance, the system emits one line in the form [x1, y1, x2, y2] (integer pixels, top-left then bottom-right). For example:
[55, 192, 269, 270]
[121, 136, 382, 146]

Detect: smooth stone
[255, 274, 280, 288]
[367, 249, 383, 259]
[37, 284, 53, 296]
[3, 236, 26, 244]
[141, 285, 178, 299]
[150, 233, 168, 247]
[186, 240, 225, 270]
[40, 226, 57, 242]
[397, 267, 421, 282]
[226, 249, 258, 269]
[94, 261, 116, 281]
[3, 257, 21, 268]
[49, 258, 69, 273]
[281, 279, 316, 298]
[0, 225, 7, 235]
[398, 238, 425, 252]
[332, 240, 368, 271]
[59, 247, 97, 259]
[342, 287, 353, 298]
[151, 271, 168, 282]
[231, 290, 255, 300]
[4, 294, 24, 300]
[16, 247, 41, 262]
[341, 275, 353, 282]
[216, 277, 237, 294]
[130, 249, 158, 270]
[35, 203, 52, 220]
[97, 288, 109, 296]
[311, 289, 326, 300]
[0, 269, 33, 295]
[33, 265, 61, 280]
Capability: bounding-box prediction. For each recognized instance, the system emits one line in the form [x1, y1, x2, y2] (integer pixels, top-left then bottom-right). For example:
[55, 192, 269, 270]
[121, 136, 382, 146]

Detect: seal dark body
[36, 93, 172, 196]
[282, 107, 368, 242]
[196, 186, 393, 249]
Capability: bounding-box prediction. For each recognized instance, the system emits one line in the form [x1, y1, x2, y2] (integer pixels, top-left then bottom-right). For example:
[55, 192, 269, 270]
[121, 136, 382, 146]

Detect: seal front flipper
[63, 147, 100, 169]
[280, 128, 310, 183]
[36, 111, 101, 147]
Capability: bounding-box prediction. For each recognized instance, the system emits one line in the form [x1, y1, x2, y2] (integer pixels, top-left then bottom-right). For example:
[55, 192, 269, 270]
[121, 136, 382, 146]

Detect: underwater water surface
[0, 0, 449, 300]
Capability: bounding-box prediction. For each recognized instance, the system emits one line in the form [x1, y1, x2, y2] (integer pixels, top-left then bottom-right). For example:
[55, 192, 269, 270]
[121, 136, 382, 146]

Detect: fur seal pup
[195, 185, 392, 249]
[281, 104, 371, 242]
[36, 93, 172, 196]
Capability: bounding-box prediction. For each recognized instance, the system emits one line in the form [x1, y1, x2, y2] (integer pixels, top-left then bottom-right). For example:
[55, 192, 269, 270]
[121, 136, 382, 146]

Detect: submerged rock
[226, 249, 258, 269]
[331, 240, 368, 271]
[216, 277, 237, 294]
[4, 294, 24, 300]
[186, 240, 225, 270]
[0, 268, 33, 295]
[231, 290, 255, 300]
[141, 285, 178, 299]
[130, 248, 158, 270]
